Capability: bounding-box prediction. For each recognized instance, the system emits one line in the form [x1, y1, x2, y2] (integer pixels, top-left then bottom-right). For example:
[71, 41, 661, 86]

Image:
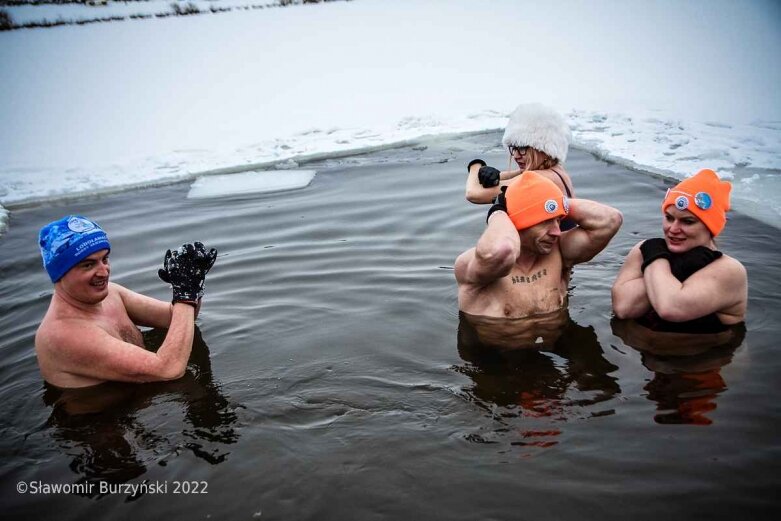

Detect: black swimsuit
[551, 167, 577, 231]
[637, 309, 730, 334]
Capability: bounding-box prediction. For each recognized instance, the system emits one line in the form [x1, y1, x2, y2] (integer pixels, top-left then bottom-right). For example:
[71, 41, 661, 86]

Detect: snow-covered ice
[187, 169, 316, 199]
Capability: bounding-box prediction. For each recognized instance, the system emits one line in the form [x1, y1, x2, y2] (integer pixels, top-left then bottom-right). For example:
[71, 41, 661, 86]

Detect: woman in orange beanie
[611, 169, 747, 333]
[465, 104, 577, 230]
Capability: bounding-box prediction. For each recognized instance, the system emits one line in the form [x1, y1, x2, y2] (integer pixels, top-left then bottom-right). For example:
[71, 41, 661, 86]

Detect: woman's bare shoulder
[715, 253, 747, 278]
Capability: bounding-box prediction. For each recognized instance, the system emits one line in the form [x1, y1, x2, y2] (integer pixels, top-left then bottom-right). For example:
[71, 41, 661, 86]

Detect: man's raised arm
[455, 194, 520, 287]
[67, 242, 218, 383]
[559, 198, 623, 267]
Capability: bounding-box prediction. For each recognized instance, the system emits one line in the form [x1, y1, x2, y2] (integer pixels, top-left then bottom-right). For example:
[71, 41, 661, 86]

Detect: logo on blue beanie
[39, 216, 111, 283]
[67, 217, 97, 233]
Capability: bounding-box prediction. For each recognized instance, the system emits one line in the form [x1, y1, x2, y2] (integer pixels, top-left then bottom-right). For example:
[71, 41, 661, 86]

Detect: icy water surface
[1, 134, 780, 519]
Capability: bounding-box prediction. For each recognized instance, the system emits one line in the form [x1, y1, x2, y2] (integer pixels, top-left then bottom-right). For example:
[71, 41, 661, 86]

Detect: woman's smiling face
[662, 206, 712, 253]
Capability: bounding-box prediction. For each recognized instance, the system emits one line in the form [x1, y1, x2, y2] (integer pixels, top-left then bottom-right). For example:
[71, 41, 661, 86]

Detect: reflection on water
[42, 327, 240, 495]
[455, 310, 620, 449]
[611, 318, 746, 426]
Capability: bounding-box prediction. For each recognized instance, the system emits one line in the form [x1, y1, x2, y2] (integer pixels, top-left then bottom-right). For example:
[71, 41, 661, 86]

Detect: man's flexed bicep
[455, 212, 520, 287]
[560, 198, 623, 268]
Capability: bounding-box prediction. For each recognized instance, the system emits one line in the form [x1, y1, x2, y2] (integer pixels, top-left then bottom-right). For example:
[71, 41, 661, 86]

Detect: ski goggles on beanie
[39, 215, 111, 283]
[505, 171, 569, 230]
[661, 169, 731, 237]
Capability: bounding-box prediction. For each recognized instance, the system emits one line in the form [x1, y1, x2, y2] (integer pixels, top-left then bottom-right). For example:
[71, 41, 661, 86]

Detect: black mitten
[467, 159, 486, 172]
[669, 246, 722, 281]
[640, 238, 671, 272]
[158, 242, 218, 305]
[478, 166, 501, 188]
[486, 186, 508, 223]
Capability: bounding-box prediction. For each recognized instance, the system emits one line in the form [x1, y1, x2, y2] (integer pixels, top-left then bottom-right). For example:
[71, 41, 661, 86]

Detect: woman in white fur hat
[466, 103, 577, 230]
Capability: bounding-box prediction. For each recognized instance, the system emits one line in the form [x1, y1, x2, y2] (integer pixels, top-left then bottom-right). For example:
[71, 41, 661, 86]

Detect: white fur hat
[502, 103, 572, 163]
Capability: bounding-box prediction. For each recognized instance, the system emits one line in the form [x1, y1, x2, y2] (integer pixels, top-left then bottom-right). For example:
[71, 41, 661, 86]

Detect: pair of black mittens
[640, 238, 722, 281]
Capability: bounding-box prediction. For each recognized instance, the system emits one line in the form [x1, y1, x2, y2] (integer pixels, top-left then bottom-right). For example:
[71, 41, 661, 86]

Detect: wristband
[486, 207, 507, 223]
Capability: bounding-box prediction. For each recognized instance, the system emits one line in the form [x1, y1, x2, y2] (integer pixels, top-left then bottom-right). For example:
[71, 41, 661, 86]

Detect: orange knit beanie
[662, 169, 731, 236]
[505, 171, 568, 230]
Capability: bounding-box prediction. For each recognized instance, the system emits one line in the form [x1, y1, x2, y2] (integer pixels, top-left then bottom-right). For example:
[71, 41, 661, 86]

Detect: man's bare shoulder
[107, 281, 133, 302]
[36, 312, 107, 355]
[35, 286, 126, 353]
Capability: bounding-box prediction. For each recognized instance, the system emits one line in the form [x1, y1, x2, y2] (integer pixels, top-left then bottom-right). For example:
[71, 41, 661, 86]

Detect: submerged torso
[459, 307, 570, 351]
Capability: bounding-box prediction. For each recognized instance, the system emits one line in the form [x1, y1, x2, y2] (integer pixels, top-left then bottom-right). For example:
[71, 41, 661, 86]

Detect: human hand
[640, 238, 671, 272]
[467, 159, 487, 172]
[158, 242, 218, 305]
[191, 241, 218, 274]
[486, 186, 508, 223]
[478, 166, 501, 188]
[670, 246, 722, 281]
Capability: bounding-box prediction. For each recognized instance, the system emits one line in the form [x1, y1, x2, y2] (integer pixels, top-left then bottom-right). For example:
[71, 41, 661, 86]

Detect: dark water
[1, 133, 780, 519]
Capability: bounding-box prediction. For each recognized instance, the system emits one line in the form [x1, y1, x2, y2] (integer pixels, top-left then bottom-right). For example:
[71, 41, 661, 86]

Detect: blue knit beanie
[39, 216, 111, 283]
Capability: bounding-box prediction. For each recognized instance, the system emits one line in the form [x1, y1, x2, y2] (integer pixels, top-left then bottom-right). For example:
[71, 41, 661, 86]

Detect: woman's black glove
[467, 159, 486, 172]
[670, 246, 722, 281]
[640, 238, 671, 272]
[478, 166, 501, 188]
[486, 186, 508, 223]
[158, 242, 218, 306]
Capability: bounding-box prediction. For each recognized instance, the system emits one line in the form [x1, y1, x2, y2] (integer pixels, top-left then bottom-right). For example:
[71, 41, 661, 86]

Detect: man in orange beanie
[455, 171, 623, 319]
[612, 169, 747, 333]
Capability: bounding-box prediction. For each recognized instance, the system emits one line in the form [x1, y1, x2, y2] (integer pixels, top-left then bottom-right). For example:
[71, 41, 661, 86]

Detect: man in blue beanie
[35, 215, 218, 388]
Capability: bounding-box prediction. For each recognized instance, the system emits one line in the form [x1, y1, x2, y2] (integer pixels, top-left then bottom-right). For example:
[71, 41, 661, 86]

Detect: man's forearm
[155, 303, 195, 380]
[475, 211, 520, 267]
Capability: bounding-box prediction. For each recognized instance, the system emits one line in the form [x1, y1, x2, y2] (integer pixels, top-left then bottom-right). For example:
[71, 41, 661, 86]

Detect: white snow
[186, 169, 316, 199]
[1, 0, 780, 236]
[568, 110, 781, 224]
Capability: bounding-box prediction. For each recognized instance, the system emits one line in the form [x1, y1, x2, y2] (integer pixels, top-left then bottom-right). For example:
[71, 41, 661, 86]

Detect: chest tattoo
[511, 268, 548, 285]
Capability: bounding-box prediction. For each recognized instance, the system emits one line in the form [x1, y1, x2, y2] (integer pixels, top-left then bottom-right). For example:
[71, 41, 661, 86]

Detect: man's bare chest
[496, 265, 568, 315]
[95, 297, 144, 347]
